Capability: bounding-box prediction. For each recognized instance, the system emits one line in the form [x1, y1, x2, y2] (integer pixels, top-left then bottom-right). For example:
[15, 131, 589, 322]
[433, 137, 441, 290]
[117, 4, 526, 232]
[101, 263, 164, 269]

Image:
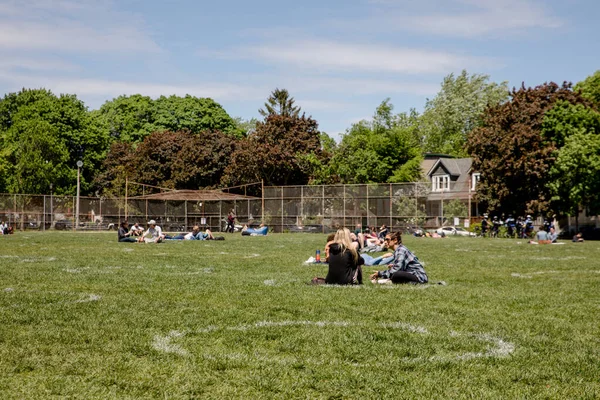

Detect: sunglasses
[384, 238, 392, 242]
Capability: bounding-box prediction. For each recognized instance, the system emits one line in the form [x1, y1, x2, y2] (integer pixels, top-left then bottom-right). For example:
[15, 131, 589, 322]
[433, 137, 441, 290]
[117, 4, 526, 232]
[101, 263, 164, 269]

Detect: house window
[471, 173, 481, 191]
[432, 175, 450, 192]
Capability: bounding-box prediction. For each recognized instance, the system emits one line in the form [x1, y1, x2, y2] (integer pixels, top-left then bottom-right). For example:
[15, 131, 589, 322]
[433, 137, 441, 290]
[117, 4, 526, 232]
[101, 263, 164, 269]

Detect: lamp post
[49, 183, 53, 229]
[76, 160, 83, 230]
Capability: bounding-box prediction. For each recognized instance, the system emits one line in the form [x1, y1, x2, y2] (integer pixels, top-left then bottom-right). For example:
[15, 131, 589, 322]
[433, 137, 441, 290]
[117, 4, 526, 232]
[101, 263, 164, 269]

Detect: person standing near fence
[226, 211, 235, 233]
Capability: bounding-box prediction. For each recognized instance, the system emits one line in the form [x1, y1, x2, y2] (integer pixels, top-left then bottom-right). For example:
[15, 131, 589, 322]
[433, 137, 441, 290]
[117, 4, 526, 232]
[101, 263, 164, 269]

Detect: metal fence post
[389, 183, 392, 230]
[185, 201, 188, 231]
[343, 185, 346, 230]
[322, 185, 325, 234]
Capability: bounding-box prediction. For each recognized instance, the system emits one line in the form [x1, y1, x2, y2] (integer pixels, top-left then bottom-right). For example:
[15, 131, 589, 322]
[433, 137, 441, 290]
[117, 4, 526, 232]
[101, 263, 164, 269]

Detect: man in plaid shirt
[370, 231, 428, 284]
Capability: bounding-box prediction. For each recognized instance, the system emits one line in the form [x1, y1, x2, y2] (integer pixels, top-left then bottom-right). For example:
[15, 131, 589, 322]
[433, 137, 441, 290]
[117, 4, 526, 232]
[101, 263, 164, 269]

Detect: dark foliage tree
[258, 88, 301, 118]
[466, 82, 590, 215]
[97, 130, 235, 194]
[222, 114, 321, 187]
[170, 130, 236, 189]
[93, 142, 134, 197]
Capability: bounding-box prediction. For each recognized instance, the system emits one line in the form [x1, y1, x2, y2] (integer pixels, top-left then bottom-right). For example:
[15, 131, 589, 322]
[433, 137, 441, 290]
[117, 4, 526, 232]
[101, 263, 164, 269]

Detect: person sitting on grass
[370, 231, 428, 284]
[324, 233, 336, 261]
[572, 232, 584, 243]
[325, 228, 364, 285]
[549, 227, 558, 243]
[529, 228, 550, 244]
[118, 221, 137, 243]
[378, 224, 389, 240]
[138, 220, 165, 243]
[353, 223, 367, 249]
[129, 222, 144, 236]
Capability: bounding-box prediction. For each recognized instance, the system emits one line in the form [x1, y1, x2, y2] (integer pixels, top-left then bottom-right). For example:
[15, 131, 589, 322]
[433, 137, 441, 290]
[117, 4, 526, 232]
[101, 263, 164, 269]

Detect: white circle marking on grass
[152, 330, 189, 356]
[74, 294, 101, 303]
[511, 270, 600, 278]
[152, 320, 515, 363]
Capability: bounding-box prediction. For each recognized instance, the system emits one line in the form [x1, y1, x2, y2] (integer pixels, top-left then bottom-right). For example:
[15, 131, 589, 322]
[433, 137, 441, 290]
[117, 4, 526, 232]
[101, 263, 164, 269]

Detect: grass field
[1, 232, 599, 399]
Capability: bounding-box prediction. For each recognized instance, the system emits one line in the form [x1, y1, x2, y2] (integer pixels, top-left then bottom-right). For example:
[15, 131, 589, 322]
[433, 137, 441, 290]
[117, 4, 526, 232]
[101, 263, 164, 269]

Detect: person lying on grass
[370, 231, 428, 284]
[165, 226, 214, 240]
[138, 220, 165, 243]
[241, 223, 268, 236]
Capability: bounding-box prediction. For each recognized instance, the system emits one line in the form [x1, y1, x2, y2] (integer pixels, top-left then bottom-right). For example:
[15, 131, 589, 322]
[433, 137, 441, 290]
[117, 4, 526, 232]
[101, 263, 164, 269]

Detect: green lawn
[1, 232, 599, 399]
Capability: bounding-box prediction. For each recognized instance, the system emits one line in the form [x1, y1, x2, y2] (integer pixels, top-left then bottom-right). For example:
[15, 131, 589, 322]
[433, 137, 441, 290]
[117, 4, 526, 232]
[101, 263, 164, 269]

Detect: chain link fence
[0, 183, 482, 233]
[0, 194, 261, 232]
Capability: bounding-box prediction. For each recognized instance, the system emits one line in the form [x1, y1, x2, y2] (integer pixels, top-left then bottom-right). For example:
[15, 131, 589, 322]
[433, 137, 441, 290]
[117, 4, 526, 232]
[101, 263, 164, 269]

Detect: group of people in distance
[118, 220, 216, 243]
[315, 228, 428, 286]
[481, 214, 536, 238]
[351, 224, 389, 249]
[0, 220, 13, 235]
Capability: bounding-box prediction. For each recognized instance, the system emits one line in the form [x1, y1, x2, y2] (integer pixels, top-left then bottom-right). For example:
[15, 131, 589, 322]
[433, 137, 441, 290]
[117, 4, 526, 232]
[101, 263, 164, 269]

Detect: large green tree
[543, 99, 600, 224]
[329, 100, 422, 184]
[574, 70, 600, 108]
[91, 94, 241, 143]
[467, 82, 590, 216]
[421, 70, 509, 157]
[548, 131, 600, 229]
[0, 88, 109, 195]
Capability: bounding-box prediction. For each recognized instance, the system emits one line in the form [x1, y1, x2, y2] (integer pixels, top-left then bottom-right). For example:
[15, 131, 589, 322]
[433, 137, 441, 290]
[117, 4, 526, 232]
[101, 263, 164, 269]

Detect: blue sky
[0, 0, 598, 139]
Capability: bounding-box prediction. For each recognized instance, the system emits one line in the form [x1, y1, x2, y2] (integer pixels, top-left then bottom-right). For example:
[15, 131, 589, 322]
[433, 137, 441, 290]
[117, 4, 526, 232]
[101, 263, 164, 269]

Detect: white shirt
[184, 232, 195, 240]
[131, 224, 144, 232]
[143, 225, 163, 239]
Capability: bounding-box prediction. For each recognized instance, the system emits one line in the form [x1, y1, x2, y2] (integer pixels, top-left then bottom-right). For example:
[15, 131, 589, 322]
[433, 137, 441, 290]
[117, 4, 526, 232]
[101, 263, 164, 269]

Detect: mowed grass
[1, 232, 599, 399]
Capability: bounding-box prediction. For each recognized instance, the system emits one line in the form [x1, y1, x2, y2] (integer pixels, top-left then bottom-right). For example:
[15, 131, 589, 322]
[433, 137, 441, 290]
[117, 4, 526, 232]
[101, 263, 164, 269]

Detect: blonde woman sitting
[325, 228, 364, 285]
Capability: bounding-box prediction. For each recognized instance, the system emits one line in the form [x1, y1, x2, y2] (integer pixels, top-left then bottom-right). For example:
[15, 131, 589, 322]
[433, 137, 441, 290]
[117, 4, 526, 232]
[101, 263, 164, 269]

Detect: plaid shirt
[379, 244, 428, 283]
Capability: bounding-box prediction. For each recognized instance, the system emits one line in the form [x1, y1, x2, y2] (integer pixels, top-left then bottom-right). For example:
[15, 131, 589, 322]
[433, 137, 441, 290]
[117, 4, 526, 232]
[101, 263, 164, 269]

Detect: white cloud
[0, 0, 160, 53]
[0, 56, 80, 72]
[0, 71, 267, 104]
[366, 0, 562, 37]
[237, 40, 495, 75]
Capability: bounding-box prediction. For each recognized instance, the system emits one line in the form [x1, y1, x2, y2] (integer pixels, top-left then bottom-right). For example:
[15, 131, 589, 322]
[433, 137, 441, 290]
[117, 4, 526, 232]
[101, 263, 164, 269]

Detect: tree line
[0, 70, 599, 219]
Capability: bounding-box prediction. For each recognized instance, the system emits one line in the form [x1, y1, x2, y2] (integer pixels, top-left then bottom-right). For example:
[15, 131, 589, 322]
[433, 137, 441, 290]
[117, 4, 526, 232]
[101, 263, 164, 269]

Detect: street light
[49, 183, 53, 229]
[76, 160, 83, 230]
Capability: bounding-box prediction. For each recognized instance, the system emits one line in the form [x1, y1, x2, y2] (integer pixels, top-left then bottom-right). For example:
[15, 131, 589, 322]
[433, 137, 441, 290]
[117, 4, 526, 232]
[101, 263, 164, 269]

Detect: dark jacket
[118, 226, 129, 242]
[325, 243, 364, 285]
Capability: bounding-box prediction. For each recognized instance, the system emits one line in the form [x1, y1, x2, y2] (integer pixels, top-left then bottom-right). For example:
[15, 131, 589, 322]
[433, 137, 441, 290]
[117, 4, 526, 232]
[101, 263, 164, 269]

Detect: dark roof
[429, 158, 472, 177]
[130, 189, 258, 201]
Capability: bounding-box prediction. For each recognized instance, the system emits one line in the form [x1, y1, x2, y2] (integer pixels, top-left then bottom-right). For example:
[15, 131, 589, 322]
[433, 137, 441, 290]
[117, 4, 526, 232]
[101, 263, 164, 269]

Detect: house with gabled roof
[421, 154, 481, 224]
